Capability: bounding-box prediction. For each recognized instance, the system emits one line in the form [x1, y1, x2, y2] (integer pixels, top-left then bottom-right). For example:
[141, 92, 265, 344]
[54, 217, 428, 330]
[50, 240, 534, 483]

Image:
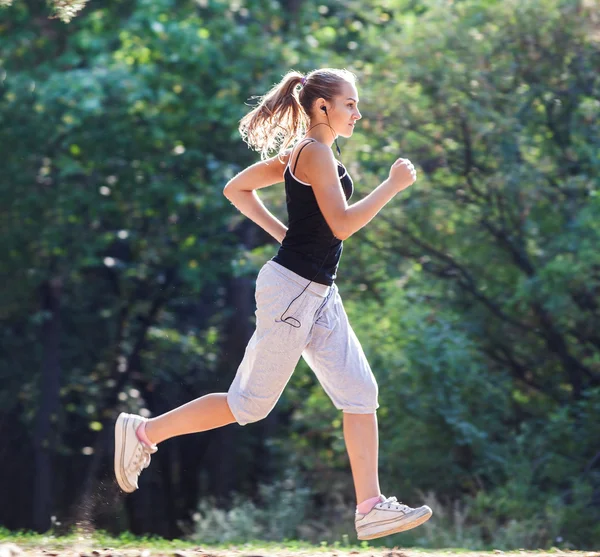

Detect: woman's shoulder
[296, 140, 337, 167]
[288, 139, 335, 180]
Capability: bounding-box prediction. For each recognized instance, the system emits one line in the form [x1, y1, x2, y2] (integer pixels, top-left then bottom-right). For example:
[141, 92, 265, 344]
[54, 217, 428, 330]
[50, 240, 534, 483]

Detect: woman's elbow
[329, 215, 352, 241]
[223, 182, 234, 198]
[333, 226, 352, 241]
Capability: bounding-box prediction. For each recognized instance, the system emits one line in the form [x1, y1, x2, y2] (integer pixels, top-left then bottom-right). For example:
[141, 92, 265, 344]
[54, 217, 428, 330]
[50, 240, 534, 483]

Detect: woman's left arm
[223, 154, 290, 244]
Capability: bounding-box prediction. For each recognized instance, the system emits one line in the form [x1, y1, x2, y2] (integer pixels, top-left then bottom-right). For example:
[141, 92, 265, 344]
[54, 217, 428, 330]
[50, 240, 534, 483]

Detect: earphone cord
[306, 121, 341, 156]
[276, 236, 336, 329]
[276, 126, 342, 328]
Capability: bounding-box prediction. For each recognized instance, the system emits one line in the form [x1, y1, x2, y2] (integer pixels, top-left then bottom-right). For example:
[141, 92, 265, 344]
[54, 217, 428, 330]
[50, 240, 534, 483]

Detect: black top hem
[271, 253, 336, 286]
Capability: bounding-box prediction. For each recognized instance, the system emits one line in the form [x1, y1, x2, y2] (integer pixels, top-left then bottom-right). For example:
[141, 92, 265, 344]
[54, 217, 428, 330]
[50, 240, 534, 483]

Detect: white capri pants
[227, 260, 379, 425]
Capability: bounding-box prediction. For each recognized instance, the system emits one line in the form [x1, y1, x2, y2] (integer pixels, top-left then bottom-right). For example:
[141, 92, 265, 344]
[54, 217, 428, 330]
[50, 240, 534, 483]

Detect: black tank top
[272, 139, 354, 286]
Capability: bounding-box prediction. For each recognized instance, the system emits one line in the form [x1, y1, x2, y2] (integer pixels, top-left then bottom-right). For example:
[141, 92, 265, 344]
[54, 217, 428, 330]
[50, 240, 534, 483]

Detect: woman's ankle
[356, 494, 382, 514]
[136, 421, 157, 447]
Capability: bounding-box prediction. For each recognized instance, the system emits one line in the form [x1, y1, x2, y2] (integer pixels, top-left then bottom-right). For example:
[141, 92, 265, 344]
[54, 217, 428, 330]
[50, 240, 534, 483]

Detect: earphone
[320, 106, 342, 156]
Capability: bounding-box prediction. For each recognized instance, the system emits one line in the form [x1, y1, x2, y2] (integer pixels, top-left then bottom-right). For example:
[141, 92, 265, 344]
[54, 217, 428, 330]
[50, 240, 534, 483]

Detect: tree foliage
[1, 0, 599, 548]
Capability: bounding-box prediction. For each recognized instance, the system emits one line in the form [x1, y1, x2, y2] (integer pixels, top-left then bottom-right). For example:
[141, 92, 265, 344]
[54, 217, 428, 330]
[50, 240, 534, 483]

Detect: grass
[0, 527, 376, 552]
[0, 528, 593, 556]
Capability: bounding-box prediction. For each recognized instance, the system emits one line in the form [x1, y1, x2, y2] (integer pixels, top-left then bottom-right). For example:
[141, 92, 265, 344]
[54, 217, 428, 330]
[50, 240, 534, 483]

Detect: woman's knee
[343, 375, 379, 414]
[227, 392, 275, 426]
[366, 380, 379, 411]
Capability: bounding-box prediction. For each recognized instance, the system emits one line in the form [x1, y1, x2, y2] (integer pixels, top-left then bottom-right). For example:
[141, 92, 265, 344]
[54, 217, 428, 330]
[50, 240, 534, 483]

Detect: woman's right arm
[223, 154, 290, 244]
[302, 143, 416, 241]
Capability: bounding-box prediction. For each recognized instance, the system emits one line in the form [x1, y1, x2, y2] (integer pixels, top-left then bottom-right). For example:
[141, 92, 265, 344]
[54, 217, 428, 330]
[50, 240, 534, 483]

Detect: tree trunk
[208, 271, 256, 497]
[32, 278, 62, 532]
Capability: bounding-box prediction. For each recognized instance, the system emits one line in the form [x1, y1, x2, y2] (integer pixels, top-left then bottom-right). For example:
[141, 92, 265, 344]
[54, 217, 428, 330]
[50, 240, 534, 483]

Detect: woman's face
[327, 81, 362, 139]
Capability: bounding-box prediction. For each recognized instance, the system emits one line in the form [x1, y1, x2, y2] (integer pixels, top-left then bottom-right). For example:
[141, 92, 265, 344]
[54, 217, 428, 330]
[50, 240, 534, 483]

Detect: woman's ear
[313, 97, 328, 115]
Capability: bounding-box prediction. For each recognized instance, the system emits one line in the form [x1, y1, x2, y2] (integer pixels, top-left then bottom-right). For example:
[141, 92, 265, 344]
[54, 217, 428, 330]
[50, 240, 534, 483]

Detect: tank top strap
[291, 139, 317, 175]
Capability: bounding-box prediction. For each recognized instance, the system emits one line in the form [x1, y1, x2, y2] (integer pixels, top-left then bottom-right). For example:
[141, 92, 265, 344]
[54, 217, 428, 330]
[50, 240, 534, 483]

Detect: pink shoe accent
[136, 422, 155, 448]
[357, 494, 383, 514]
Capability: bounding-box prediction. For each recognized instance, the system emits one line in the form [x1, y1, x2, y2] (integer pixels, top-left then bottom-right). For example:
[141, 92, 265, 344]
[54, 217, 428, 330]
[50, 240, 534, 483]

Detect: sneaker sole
[357, 506, 433, 540]
[114, 413, 135, 493]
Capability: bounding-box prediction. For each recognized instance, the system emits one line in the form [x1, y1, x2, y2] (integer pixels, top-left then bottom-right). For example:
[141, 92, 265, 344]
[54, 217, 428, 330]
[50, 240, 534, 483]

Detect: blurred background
[1, 0, 599, 550]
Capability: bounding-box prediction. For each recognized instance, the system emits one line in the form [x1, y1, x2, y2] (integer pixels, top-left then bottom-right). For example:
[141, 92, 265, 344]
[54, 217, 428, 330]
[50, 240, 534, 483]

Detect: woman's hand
[388, 158, 417, 193]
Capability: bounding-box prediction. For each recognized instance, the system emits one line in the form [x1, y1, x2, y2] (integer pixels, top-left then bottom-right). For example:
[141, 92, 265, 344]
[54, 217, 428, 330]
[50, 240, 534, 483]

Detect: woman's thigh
[302, 287, 379, 414]
[227, 262, 331, 425]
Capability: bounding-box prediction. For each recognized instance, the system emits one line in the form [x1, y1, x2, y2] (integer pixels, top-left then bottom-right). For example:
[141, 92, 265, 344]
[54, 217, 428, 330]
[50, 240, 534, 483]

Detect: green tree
[275, 0, 600, 548]
[1, 0, 294, 533]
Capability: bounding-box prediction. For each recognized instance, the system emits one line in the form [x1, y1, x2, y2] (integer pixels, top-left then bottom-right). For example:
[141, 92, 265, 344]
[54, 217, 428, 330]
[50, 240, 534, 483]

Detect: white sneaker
[355, 495, 432, 540]
[114, 412, 157, 493]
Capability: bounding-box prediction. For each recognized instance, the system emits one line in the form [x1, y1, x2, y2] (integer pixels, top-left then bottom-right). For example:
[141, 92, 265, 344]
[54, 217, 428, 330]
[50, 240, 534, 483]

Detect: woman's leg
[344, 411, 433, 540]
[343, 412, 381, 503]
[144, 393, 236, 445]
[301, 288, 433, 538]
[115, 262, 326, 493]
[301, 285, 381, 505]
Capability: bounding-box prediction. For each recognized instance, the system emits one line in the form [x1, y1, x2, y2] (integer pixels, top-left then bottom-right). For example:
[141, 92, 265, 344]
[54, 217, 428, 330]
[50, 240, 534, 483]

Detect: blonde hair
[239, 68, 356, 160]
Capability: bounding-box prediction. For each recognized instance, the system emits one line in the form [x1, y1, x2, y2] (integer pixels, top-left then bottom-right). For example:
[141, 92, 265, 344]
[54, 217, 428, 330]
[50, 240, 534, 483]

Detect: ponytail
[239, 71, 307, 160]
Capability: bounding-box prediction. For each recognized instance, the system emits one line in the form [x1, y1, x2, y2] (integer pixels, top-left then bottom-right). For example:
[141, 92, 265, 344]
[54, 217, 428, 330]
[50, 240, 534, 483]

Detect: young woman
[114, 68, 432, 541]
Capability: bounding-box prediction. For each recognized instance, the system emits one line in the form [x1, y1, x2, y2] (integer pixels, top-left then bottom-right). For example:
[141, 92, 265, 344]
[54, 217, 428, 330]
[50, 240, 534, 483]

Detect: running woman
[114, 68, 433, 541]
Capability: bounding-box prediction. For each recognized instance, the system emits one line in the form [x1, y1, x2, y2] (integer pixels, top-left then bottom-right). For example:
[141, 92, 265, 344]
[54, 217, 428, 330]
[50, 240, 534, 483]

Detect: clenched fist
[388, 158, 417, 193]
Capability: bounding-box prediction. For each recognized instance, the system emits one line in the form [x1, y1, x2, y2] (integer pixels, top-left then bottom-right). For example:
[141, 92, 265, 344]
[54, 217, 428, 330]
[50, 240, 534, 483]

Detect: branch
[479, 217, 535, 275]
[584, 450, 600, 474]
[492, 343, 564, 401]
[478, 217, 596, 391]
[382, 217, 536, 334]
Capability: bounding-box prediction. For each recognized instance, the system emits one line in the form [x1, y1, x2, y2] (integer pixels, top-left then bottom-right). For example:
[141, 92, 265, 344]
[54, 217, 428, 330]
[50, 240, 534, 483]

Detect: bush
[190, 474, 311, 543]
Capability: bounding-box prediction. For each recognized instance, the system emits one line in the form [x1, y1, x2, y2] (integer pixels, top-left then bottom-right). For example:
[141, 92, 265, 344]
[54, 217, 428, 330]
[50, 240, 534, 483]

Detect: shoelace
[381, 496, 411, 512]
[128, 443, 156, 474]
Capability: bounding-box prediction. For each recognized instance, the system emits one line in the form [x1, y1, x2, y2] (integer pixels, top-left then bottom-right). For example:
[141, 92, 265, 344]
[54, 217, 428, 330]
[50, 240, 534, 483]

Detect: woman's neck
[305, 121, 337, 148]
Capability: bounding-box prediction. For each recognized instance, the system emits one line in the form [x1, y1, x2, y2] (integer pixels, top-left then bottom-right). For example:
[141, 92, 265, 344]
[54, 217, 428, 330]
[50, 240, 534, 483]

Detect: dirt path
[1, 544, 599, 557]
